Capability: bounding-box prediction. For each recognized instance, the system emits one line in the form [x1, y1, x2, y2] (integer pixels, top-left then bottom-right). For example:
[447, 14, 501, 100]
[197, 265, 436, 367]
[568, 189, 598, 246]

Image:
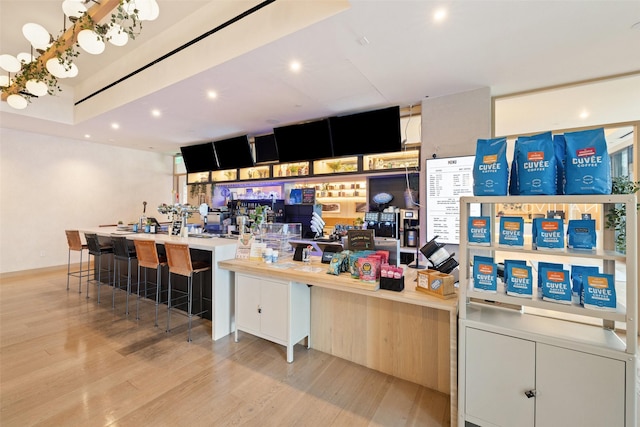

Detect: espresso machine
[376, 211, 399, 238]
[400, 209, 419, 247]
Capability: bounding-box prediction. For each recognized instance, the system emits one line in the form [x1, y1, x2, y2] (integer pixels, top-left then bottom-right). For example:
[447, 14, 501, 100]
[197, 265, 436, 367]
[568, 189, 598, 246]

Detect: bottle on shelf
[139, 201, 147, 229]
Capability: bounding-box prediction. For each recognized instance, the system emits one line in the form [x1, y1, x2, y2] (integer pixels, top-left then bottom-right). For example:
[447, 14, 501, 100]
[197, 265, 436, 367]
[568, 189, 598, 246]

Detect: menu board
[426, 156, 480, 244]
[302, 188, 316, 204]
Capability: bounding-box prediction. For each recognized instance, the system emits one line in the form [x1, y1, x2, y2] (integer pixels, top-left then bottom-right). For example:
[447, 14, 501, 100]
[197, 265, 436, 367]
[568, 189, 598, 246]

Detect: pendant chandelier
[0, 0, 159, 110]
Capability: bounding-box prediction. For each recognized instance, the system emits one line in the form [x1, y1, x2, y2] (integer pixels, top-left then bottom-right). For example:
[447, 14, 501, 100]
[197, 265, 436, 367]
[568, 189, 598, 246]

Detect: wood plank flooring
[0, 268, 450, 426]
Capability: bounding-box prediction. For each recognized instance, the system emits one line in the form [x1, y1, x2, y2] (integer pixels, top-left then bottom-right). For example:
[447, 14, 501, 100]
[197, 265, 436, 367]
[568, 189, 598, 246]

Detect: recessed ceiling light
[579, 110, 590, 119]
[151, 109, 161, 117]
[207, 90, 217, 99]
[357, 36, 370, 46]
[290, 60, 302, 73]
[111, 123, 120, 130]
[84, 134, 91, 138]
[433, 7, 447, 22]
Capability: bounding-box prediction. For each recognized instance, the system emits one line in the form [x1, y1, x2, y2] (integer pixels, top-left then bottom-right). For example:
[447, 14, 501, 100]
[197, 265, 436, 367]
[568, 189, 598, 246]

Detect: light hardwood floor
[0, 268, 450, 426]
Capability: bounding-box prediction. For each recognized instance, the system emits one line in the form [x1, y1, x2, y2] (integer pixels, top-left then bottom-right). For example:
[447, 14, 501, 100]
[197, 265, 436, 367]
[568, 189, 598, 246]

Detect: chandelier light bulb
[7, 94, 28, 110]
[16, 52, 34, 64]
[66, 63, 79, 78]
[148, 0, 160, 21]
[26, 80, 48, 97]
[22, 23, 50, 49]
[62, 0, 87, 18]
[136, 0, 159, 21]
[107, 25, 129, 46]
[46, 58, 68, 78]
[77, 29, 106, 55]
[0, 54, 21, 73]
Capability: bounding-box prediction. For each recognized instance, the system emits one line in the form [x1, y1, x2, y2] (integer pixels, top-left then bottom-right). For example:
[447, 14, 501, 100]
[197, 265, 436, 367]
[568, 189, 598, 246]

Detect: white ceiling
[1, 0, 639, 156]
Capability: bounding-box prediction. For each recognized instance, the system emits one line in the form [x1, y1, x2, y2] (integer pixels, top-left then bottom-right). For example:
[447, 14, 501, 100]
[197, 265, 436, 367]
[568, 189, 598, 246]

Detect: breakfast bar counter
[80, 227, 238, 340]
[218, 257, 458, 425]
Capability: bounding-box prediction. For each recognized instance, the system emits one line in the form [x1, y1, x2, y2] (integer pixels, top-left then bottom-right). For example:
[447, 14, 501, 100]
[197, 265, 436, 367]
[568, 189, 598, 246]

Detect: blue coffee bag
[536, 261, 564, 290]
[564, 128, 612, 195]
[468, 216, 491, 245]
[516, 133, 557, 195]
[499, 216, 524, 247]
[473, 255, 497, 293]
[567, 219, 596, 250]
[510, 132, 553, 196]
[553, 134, 566, 195]
[571, 264, 600, 296]
[540, 268, 572, 304]
[532, 218, 564, 250]
[506, 264, 533, 298]
[582, 273, 616, 311]
[473, 137, 508, 196]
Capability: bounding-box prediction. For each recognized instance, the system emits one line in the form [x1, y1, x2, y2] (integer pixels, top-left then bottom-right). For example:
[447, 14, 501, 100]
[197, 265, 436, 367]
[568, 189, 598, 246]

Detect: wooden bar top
[218, 257, 459, 312]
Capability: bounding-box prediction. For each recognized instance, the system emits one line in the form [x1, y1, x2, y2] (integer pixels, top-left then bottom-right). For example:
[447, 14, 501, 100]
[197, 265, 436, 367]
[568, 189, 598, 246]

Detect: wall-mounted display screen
[254, 133, 279, 163]
[214, 135, 254, 170]
[426, 155, 481, 244]
[274, 119, 334, 162]
[180, 142, 217, 173]
[330, 106, 401, 157]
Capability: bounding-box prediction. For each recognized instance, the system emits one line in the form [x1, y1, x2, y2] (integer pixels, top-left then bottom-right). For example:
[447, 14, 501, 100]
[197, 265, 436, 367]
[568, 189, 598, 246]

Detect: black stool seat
[111, 236, 137, 315]
[84, 233, 113, 302]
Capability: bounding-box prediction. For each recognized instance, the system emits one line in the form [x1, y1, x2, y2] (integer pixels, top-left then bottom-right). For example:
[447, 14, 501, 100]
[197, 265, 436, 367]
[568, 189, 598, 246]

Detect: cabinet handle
[257, 306, 262, 314]
[524, 390, 536, 398]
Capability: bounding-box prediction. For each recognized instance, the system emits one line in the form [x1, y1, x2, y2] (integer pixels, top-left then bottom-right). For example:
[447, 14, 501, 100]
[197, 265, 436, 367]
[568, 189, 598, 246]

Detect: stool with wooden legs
[65, 230, 89, 293]
[111, 236, 137, 315]
[164, 242, 211, 342]
[133, 239, 167, 326]
[83, 233, 113, 302]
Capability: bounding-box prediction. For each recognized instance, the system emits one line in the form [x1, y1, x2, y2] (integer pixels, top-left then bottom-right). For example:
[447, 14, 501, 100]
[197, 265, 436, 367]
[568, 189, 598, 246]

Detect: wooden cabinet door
[536, 343, 625, 427]
[465, 328, 535, 427]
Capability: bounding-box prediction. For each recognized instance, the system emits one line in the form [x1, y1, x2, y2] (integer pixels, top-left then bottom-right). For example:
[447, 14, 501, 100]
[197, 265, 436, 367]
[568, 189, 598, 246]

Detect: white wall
[419, 87, 492, 245]
[0, 128, 174, 274]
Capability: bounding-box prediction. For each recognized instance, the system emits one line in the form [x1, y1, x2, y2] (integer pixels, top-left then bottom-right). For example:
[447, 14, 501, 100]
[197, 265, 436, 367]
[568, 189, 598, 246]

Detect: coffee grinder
[400, 209, 419, 247]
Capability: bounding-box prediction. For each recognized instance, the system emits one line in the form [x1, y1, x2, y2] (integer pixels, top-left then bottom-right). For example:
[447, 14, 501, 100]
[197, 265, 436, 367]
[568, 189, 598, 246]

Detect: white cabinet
[465, 326, 626, 427]
[458, 195, 637, 427]
[234, 273, 310, 363]
[465, 328, 535, 427]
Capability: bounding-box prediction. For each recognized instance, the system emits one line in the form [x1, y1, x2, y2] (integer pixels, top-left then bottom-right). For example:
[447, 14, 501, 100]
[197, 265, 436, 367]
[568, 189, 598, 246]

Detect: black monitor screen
[180, 142, 217, 173]
[213, 135, 254, 170]
[274, 119, 334, 162]
[254, 134, 279, 164]
[330, 106, 401, 156]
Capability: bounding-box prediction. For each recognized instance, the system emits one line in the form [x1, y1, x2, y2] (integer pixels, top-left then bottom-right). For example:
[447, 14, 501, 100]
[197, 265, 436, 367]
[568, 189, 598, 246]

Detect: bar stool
[133, 239, 167, 326]
[84, 233, 113, 302]
[65, 230, 89, 293]
[164, 242, 211, 342]
[111, 236, 137, 315]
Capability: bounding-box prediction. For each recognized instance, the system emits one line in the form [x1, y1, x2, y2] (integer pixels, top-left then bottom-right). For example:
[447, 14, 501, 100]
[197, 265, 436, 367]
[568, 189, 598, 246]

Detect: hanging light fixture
[2, 0, 155, 110]
[26, 80, 48, 97]
[7, 94, 28, 109]
[106, 24, 129, 47]
[77, 29, 106, 55]
[21, 23, 51, 50]
[61, 0, 87, 18]
[16, 52, 34, 64]
[0, 54, 21, 73]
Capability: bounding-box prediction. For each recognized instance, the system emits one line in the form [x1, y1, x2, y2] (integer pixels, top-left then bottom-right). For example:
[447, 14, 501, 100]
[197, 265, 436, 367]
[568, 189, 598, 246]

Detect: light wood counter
[218, 257, 458, 426]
